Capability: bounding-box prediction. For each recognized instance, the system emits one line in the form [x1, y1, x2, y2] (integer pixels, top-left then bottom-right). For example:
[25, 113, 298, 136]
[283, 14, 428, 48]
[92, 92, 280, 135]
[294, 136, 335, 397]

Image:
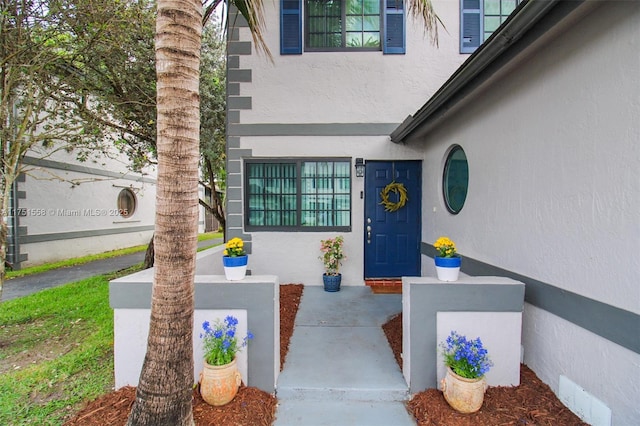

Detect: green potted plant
[319, 236, 345, 292]
[222, 237, 248, 280]
[433, 236, 461, 281]
[199, 316, 253, 406]
[439, 331, 493, 413]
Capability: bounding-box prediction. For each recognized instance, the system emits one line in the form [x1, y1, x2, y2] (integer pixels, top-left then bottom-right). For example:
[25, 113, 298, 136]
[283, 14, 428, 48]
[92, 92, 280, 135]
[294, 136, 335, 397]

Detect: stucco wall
[228, 0, 469, 285]
[15, 148, 156, 266]
[414, 2, 639, 423]
[243, 135, 424, 285]
[240, 0, 466, 125]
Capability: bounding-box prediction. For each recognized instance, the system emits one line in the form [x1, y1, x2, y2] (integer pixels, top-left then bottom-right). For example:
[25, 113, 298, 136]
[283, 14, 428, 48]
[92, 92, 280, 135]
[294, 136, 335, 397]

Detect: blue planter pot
[222, 255, 248, 267]
[434, 256, 461, 268]
[323, 273, 342, 292]
[434, 256, 461, 282]
[223, 255, 248, 281]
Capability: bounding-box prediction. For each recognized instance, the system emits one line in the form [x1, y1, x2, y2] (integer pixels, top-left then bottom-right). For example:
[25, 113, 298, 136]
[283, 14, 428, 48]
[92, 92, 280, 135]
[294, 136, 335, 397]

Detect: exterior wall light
[355, 158, 365, 177]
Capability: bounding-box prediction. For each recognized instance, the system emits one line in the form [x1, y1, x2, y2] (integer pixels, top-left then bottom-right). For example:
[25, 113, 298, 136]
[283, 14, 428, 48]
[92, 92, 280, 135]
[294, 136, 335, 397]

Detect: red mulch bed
[64, 284, 303, 426]
[383, 313, 588, 426]
[66, 286, 586, 425]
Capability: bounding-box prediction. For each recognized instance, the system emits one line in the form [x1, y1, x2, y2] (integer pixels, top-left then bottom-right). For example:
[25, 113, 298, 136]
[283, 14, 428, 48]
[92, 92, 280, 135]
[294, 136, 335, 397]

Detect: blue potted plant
[319, 236, 345, 292]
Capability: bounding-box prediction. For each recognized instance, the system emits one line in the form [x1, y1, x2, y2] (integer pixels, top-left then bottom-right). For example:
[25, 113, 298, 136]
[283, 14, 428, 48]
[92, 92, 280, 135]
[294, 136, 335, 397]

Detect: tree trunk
[126, 1, 202, 424]
[143, 234, 154, 269]
[205, 157, 226, 236]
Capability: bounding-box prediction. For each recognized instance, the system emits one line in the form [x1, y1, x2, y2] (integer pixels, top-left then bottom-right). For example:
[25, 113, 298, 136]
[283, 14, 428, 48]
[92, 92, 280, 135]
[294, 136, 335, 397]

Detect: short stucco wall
[109, 247, 280, 393]
[402, 276, 525, 393]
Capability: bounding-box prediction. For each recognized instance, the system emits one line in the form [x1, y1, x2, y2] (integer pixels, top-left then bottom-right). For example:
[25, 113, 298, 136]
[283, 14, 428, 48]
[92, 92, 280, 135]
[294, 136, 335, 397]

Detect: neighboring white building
[7, 148, 157, 268]
[227, 0, 639, 424]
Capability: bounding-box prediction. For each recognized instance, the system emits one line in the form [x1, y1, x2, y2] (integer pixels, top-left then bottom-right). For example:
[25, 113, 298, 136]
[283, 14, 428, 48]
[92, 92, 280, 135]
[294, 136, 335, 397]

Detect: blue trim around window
[383, 0, 406, 54]
[460, 0, 482, 53]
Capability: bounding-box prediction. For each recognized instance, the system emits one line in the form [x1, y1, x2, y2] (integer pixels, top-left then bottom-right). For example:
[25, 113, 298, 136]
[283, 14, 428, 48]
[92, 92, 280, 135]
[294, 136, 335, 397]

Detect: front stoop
[273, 400, 415, 426]
[366, 279, 403, 294]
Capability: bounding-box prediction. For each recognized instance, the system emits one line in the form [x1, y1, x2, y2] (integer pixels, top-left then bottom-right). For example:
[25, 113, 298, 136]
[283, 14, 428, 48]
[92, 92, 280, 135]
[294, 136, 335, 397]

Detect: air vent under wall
[558, 375, 611, 426]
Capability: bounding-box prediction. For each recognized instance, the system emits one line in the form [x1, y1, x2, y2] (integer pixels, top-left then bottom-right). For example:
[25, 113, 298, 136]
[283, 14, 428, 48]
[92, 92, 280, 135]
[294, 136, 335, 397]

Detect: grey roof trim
[391, 0, 585, 144]
[20, 225, 154, 244]
[22, 156, 157, 184]
[229, 122, 399, 136]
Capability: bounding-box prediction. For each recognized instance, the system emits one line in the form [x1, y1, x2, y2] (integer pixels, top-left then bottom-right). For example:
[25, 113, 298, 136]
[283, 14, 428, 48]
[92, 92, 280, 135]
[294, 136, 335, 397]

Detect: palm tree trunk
[127, 1, 202, 424]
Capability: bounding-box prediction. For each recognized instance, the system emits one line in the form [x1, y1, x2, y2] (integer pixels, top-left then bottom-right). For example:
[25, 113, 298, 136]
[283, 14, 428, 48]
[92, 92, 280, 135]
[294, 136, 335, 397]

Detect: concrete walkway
[274, 286, 415, 426]
[1, 239, 222, 301]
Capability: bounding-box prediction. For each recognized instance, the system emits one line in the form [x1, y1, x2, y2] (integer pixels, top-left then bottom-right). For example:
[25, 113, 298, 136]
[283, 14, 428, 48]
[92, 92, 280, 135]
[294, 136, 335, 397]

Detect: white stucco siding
[239, 0, 466, 124]
[243, 135, 424, 285]
[415, 3, 639, 423]
[420, 2, 639, 313]
[16, 149, 156, 266]
[23, 231, 153, 266]
[231, 1, 471, 285]
[523, 304, 639, 426]
[244, 135, 424, 158]
[20, 170, 154, 235]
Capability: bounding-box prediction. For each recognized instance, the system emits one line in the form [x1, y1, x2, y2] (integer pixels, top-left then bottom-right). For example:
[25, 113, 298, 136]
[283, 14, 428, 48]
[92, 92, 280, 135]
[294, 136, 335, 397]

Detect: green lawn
[0, 232, 223, 425]
[0, 266, 140, 425]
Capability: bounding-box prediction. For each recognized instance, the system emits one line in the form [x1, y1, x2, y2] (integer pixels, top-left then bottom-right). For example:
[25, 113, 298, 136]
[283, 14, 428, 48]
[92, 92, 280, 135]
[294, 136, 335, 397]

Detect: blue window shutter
[281, 0, 302, 54]
[460, 0, 482, 53]
[384, 0, 405, 54]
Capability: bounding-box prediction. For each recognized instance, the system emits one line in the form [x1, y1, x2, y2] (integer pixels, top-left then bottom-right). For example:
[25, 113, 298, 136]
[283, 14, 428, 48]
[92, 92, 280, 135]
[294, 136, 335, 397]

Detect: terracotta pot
[440, 367, 487, 413]
[200, 357, 242, 406]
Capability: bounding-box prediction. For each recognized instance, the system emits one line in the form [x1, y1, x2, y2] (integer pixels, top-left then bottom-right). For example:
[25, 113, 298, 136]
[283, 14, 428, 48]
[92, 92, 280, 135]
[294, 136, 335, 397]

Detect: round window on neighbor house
[117, 188, 137, 218]
[443, 145, 469, 214]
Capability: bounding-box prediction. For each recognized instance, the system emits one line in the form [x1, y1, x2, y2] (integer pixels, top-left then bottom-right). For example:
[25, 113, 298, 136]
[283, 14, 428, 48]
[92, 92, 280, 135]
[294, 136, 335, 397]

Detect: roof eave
[390, 0, 585, 144]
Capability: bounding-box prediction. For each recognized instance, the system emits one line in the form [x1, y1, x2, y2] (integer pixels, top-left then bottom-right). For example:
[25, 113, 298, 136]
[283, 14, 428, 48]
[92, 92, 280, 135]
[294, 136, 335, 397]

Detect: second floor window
[307, 0, 381, 50]
[461, 0, 522, 53]
[281, 0, 405, 54]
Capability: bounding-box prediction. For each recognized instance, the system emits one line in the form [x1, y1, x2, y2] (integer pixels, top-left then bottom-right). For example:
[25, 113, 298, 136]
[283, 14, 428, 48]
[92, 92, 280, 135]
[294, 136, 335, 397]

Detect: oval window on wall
[443, 145, 469, 214]
[117, 188, 137, 218]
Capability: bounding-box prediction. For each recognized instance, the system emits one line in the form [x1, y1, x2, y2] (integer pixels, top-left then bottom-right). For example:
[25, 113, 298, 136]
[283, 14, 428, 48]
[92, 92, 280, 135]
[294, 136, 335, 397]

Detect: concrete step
[273, 399, 416, 426]
[276, 385, 408, 402]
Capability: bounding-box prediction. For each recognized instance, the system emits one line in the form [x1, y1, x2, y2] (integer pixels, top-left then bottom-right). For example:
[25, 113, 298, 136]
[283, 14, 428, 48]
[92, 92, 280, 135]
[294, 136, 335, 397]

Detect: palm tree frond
[407, 0, 445, 47]
[232, 0, 273, 60]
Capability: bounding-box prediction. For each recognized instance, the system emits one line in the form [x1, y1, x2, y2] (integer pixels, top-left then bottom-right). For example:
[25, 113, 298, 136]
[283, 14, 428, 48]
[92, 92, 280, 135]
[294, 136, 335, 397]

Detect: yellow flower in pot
[433, 236, 461, 281]
[222, 237, 248, 280]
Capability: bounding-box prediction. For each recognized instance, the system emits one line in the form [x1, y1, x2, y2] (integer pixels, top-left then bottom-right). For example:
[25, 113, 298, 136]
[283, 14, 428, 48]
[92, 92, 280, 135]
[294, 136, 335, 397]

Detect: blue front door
[364, 160, 421, 278]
